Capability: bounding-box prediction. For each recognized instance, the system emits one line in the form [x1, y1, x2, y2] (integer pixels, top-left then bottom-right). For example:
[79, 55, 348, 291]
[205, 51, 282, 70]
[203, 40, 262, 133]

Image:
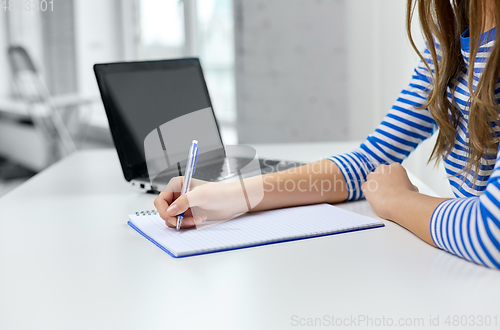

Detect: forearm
[386, 191, 448, 246]
[239, 159, 348, 212]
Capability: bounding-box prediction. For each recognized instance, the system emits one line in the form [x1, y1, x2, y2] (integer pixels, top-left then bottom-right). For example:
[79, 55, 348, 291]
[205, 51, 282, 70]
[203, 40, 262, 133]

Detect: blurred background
[0, 0, 453, 197]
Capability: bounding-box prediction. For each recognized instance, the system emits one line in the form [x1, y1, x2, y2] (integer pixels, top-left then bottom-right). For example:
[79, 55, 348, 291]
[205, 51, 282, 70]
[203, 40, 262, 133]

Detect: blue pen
[176, 140, 199, 231]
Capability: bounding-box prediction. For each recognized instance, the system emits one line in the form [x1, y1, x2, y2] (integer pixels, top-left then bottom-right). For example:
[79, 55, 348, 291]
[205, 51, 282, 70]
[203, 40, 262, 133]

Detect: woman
[155, 0, 500, 269]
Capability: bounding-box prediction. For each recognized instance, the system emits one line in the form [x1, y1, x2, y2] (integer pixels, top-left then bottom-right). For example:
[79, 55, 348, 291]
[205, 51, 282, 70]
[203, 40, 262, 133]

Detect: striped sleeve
[329, 48, 438, 201]
[430, 146, 500, 269]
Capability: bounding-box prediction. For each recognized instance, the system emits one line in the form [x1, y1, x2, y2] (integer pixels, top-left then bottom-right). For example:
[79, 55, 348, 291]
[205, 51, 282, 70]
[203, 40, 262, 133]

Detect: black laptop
[94, 58, 302, 193]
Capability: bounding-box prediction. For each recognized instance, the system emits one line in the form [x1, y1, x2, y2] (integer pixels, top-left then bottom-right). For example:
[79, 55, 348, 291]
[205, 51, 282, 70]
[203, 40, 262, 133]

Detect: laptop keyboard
[193, 158, 304, 181]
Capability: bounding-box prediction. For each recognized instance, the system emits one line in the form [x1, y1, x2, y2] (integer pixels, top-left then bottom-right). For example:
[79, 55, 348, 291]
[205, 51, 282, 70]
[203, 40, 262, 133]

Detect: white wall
[346, 0, 421, 140]
[234, 0, 348, 143]
[346, 0, 453, 197]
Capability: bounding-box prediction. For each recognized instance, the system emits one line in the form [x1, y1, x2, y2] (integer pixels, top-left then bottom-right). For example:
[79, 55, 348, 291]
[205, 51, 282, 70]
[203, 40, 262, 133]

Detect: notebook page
[128, 203, 384, 257]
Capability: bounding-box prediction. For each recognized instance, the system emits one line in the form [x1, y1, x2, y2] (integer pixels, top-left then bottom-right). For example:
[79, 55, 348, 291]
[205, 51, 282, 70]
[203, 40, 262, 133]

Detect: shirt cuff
[328, 152, 370, 201]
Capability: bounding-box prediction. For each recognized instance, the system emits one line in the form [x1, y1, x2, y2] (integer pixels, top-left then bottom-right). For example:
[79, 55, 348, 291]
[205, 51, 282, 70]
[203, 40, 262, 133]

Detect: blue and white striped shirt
[329, 27, 500, 269]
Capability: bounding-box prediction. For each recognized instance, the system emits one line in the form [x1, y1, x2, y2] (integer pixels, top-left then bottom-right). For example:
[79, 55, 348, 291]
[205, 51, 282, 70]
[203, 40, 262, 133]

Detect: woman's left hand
[361, 163, 419, 220]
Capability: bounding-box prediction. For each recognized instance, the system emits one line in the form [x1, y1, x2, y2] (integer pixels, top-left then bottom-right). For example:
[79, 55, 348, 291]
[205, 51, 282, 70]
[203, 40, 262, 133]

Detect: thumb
[166, 189, 204, 217]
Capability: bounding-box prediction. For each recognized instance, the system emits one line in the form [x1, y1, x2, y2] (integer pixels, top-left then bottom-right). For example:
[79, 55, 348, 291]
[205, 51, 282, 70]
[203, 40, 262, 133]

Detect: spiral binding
[135, 210, 158, 216]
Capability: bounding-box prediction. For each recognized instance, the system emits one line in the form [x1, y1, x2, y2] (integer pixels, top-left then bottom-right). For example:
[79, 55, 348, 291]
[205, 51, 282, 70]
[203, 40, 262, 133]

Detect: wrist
[227, 181, 250, 215]
[386, 189, 417, 221]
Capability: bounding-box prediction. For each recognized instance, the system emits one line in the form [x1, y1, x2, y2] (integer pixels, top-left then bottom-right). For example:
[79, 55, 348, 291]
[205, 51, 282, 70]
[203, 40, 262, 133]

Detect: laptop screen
[94, 59, 225, 182]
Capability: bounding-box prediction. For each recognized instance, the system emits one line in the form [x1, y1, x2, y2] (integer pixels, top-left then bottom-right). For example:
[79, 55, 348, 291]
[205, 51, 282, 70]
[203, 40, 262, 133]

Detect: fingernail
[167, 204, 178, 215]
[167, 219, 175, 226]
[194, 215, 207, 225]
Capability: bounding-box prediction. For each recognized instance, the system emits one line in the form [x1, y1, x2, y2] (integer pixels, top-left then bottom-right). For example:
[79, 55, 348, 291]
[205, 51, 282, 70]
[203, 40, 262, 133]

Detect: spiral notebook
[128, 204, 384, 258]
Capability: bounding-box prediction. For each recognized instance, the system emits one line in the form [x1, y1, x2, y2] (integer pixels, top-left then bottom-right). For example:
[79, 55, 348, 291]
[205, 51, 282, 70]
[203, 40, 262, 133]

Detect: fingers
[154, 177, 184, 223]
[166, 188, 207, 217]
[364, 163, 415, 195]
[160, 207, 193, 227]
[164, 213, 208, 229]
[154, 192, 171, 221]
[166, 194, 189, 217]
[160, 176, 184, 201]
[154, 177, 210, 229]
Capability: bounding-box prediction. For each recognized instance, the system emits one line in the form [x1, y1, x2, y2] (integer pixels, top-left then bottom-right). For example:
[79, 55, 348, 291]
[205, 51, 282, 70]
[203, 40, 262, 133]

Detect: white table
[0, 143, 499, 330]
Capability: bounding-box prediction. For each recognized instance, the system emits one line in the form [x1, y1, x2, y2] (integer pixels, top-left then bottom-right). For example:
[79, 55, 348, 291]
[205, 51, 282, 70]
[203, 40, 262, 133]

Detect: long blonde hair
[406, 0, 500, 185]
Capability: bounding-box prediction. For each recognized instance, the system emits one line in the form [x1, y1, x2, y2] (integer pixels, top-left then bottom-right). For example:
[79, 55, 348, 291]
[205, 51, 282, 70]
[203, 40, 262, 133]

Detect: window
[197, 0, 235, 125]
[137, 0, 237, 143]
[138, 0, 185, 60]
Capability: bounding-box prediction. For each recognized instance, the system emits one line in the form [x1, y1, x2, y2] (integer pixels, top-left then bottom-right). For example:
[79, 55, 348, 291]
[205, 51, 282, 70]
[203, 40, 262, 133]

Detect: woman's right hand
[154, 177, 247, 229]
